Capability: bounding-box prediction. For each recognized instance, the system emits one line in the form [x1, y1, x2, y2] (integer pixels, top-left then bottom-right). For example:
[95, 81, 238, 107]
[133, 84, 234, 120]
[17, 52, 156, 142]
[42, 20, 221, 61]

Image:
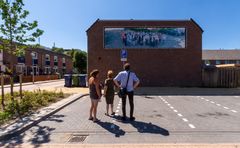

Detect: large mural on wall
[104, 27, 186, 49]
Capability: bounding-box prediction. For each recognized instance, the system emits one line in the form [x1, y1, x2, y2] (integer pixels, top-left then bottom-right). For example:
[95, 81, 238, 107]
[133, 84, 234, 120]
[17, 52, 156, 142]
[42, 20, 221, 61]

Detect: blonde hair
[107, 70, 113, 78]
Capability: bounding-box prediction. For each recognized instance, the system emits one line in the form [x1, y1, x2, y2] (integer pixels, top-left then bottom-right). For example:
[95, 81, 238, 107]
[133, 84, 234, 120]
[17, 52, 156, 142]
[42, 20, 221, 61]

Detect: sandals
[93, 118, 100, 122]
[111, 112, 115, 116]
[105, 113, 109, 116]
[88, 117, 93, 120]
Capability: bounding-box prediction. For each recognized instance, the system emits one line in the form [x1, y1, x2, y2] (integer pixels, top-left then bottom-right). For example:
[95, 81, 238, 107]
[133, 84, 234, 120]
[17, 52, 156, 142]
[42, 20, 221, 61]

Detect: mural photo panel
[104, 27, 186, 49]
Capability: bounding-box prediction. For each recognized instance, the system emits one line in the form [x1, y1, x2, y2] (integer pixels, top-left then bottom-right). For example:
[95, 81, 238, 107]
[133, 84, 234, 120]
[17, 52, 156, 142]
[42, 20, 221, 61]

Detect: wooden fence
[202, 64, 240, 88]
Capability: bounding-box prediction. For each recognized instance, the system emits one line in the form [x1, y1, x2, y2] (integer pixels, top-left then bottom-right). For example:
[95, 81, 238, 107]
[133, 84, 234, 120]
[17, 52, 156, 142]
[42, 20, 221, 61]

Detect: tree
[0, 0, 43, 110]
[52, 47, 64, 54]
[65, 49, 87, 74]
[73, 50, 87, 74]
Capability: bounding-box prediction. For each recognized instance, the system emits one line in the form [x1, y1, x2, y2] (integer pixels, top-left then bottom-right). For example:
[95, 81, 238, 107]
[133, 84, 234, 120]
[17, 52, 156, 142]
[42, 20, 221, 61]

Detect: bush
[0, 90, 67, 125]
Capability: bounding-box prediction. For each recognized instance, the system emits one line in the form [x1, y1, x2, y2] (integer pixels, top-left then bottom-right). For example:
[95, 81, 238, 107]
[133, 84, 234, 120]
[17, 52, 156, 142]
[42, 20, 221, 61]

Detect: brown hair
[90, 69, 99, 78]
[107, 70, 113, 78]
[124, 63, 130, 71]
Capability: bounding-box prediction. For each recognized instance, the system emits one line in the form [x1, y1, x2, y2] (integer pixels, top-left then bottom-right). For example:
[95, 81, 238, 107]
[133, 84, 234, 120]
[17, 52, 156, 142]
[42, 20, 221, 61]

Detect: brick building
[0, 46, 73, 76]
[203, 49, 240, 65]
[87, 19, 203, 87]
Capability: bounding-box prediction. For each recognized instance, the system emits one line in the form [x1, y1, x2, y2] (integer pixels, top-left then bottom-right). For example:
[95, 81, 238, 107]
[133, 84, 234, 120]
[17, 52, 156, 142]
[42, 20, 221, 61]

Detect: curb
[10, 143, 240, 148]
[0, 93, 89, 141]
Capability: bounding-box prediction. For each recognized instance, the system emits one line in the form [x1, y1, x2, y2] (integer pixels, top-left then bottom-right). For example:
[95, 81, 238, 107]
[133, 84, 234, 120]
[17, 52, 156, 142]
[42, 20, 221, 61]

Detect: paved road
[0, 80, 64, 94]
[1, 94, 240, 146]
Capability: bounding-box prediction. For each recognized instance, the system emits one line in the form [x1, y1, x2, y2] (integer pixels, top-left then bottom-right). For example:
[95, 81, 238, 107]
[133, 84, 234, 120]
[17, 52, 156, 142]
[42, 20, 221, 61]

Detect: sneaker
[130, 117, 135, 121]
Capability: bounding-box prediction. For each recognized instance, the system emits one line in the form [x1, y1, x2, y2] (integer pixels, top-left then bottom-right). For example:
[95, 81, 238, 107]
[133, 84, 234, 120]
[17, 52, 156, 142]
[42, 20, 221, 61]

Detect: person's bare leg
[111, 104, 114, 114]
[89, 100, 94, 120]
[93, 101, 99, 121]
[106, 104, 109, 115]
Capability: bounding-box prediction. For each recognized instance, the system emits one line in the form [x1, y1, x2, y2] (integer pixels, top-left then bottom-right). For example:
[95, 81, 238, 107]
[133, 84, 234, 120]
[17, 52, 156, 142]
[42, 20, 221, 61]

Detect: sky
[9, 0, 240, 51]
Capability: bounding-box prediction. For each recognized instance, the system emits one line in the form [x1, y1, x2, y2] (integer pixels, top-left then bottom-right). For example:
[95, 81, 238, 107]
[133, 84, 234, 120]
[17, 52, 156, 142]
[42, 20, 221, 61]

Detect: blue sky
[21, 0, 240, 51]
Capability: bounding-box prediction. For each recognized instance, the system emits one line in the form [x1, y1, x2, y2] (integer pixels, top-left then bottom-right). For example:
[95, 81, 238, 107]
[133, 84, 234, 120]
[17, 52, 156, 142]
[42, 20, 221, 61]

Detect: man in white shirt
[114, 63, 140, 121]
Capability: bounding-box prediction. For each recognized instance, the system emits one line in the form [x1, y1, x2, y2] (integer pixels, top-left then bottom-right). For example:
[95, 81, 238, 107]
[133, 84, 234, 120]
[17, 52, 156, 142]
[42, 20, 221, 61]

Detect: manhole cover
[68, 135, 88, 143]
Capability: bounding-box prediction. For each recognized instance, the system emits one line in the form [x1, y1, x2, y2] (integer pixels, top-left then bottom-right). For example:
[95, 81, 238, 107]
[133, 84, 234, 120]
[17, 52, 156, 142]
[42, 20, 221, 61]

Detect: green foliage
[0, 0, 44, 56]
[65, 49, 87, 74]
[0, 90, 66, 125]
[52, 47, 64, 53]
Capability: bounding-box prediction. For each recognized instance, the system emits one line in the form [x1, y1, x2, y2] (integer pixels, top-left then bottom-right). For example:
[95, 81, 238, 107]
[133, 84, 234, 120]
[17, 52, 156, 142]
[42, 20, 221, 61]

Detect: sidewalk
[1, 79, 64, 88]
[0, 93, 88, 141]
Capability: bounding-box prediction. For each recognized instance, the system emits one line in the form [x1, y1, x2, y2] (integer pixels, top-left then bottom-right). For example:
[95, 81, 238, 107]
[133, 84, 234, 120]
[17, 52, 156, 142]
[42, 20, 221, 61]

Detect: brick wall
[87, 20, 203, 87]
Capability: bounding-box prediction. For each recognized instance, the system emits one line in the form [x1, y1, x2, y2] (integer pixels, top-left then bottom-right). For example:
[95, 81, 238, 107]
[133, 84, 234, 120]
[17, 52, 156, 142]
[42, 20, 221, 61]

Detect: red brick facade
[87, 19, 203, 87]
[2, 47, 73, 76]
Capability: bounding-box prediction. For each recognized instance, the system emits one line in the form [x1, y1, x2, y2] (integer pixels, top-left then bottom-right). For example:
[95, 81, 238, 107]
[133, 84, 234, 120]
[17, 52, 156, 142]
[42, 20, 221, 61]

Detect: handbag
[118, 71, 130, 98]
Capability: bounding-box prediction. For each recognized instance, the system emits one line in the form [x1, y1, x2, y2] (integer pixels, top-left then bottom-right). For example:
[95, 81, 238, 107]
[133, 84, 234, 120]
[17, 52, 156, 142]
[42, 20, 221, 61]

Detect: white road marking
[210, 101, 215, 104]
[116, 110, 119, 113]
[231, 110, 237, 113]
[159, 96, 196, 129]
[177, 114, 183, 117]
[189, 124, 196, 129]
[216, 104, 221, 106]
[117, 106, 120, 109]
[205, 99, 209, 101]
[234, 96, 239, 98]
[224, 107, 229, 109]
[115, 113, 119, 116]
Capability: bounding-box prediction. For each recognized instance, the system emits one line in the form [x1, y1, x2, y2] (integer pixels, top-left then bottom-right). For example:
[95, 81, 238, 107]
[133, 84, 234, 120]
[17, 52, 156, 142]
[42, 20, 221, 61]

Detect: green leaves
[0, 0, 44, 56]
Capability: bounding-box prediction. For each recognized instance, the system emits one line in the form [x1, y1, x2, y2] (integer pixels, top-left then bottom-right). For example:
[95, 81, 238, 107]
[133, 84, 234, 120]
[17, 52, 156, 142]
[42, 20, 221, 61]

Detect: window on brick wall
[62, 58, 66, 67]
[205, 60, 210, 65]
[45, 54, 50, 65]
[54, 56, 58, 66]
[216, 60, 221, 65]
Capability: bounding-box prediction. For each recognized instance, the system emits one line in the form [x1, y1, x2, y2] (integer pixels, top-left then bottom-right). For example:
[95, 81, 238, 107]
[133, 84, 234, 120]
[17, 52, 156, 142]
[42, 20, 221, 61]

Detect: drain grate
[68, 134, 88, 143]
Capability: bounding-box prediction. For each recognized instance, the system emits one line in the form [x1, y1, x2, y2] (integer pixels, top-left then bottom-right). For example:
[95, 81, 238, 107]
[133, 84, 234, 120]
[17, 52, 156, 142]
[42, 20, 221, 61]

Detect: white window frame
[45, 54, 50, 61]
[54, 56, 58, 62]
[44, 66, 51, 74]
[62, 57, 66, 63]
[31, 52, 38, 59]
[16, 64, 26, 74]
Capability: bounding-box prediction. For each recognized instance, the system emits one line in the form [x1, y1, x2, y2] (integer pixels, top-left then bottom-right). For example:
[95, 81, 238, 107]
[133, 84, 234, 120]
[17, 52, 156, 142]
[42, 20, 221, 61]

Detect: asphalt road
[0, 80, 64, 94]
[1, 94, 240, 146]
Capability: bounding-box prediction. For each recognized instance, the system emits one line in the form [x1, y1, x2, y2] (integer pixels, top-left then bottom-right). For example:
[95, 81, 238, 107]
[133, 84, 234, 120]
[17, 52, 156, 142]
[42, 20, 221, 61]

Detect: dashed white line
[177, 114, 183, 117]
[189, 124, 196, 129]
[231, 110, 237, 113]
[224, 107, 229, 110]
[159, 96, 195, 129]
[210, 101, 215, 104]
[216, 104, 221, 106]
[115, 109, 119, 113]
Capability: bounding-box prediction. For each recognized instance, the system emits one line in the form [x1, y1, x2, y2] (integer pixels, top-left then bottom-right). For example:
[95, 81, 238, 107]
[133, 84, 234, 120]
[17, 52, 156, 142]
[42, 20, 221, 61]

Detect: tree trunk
[20, 74, 22, 99]
[1, 73, 5, 111]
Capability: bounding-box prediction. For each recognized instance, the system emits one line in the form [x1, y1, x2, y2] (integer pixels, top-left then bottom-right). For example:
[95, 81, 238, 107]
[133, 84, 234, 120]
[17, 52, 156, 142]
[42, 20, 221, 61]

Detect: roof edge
[190, 18, 204, 33]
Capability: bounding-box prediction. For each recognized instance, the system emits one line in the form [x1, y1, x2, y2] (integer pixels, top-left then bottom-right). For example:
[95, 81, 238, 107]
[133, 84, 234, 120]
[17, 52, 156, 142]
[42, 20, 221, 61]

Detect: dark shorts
[105, 96, 114, 104]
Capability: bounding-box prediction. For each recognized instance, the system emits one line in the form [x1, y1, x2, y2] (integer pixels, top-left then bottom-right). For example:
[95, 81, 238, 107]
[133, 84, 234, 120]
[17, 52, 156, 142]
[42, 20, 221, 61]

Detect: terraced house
[0, 46, 73, 77]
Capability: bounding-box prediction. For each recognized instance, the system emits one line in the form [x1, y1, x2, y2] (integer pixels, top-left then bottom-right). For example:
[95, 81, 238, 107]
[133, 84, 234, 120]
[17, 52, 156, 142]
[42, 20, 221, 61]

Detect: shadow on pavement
[0, 114, 65, 148]
[96, 120, 125, 137]
[111, 116, 169, 136]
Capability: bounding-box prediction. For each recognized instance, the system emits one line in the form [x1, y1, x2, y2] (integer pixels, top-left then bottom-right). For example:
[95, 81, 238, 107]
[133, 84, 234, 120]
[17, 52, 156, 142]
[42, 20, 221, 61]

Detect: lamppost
[31, 52, 35, 84]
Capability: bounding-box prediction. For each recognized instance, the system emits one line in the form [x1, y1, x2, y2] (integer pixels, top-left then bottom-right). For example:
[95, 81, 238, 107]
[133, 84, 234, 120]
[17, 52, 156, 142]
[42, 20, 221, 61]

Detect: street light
[31, 52, 35, 84]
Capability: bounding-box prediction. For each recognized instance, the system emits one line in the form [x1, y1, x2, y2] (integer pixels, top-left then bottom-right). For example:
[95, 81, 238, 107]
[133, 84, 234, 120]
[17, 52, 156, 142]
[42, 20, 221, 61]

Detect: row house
[0, 46, 73, 76]
[202, 50, 240, 66]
